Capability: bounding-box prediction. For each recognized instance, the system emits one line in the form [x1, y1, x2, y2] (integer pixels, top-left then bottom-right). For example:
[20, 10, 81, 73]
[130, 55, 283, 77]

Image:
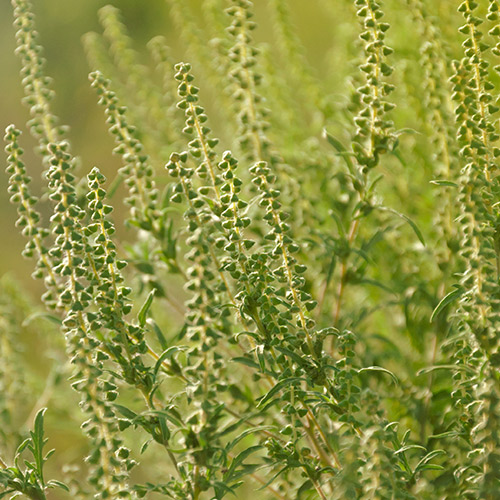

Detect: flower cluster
[11, 0, 64, 160]
[6, 0, 500, 498]
[352, 0, 395, 172]
[226, 0, 272, 162]
[90, 72, 158, 230]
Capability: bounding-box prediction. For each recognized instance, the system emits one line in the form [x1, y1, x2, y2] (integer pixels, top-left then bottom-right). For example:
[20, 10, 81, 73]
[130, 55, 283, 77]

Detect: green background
[0, 0, 341, 291]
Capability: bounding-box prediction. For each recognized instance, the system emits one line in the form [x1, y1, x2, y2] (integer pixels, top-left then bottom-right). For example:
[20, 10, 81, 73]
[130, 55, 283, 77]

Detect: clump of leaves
[0, 409, 68, 500]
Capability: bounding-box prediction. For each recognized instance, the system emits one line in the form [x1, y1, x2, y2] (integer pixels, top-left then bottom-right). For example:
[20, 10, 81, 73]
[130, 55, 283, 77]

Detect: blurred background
[0, 0, 462, 288]
[0, 0, 342, 290]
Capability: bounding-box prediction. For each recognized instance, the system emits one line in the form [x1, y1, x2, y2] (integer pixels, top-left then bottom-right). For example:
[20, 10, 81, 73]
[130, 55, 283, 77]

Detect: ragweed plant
[3, 0, 500, 498]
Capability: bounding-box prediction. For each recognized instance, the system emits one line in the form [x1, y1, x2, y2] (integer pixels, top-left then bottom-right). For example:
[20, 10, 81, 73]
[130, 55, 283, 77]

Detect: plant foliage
[2, 0, 500, 498]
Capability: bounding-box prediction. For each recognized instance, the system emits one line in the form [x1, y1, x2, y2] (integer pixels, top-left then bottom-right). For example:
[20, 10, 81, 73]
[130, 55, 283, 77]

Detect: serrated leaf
[30, 408, 47, 484]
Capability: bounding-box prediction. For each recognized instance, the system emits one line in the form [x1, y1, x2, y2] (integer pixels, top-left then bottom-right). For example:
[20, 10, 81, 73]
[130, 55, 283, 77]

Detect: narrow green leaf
[358, 278, 395, 295]
[235, 330, 261, 343]
[257, 377, 305, 407]
[429, 431, 459, 440]
[138, 289, 156, 327]
[213, 480, 237, 498]
[358, 366, 398, 385]
[414, 450, 446, 474]
[416, 464, 445, 472]
[140, 439, 153, 454]
[330, 211, 347, 239]
[226, 426, 273, 452]
[107, 173, 125, 199]
[147, 318, 169, 350]
[367, 174, 384, 195]
[231, 356, 259, 369]
[394, 444, 426, 455]
[430, 179, 458, 187]
[430, 286, 464, 322]
[417, 364, 475, 376]
[323, 128, 355, 172]
[274, 346, 306, 366]
[391, 149, 407, 167]
[225, 445, 263, 482]
[257, 465, 288, 490]
[47, 479, 70, 491]
[297, 479, 314, 498]
[15, 438, 30, 457]
[376, 206, 425, 245]
[226, 463, 263, 483]
[154, 346, 187, 376]
[22, 312, 62, 327]
[325, 254, 337, 287]
[113, 404, 138, 420]
[31, 408, 47, 483]
[218, 418, 248, 438]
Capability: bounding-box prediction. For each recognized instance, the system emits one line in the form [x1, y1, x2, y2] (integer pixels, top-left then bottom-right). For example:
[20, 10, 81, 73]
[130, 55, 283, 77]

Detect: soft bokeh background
[0, 0, 462, 287]
[1, 0, 168, 288]
[0, 0, 339, 289]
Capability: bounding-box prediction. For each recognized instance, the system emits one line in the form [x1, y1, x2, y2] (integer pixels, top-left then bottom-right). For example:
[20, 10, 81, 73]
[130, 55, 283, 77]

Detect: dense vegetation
[2, 0, 500, 498]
